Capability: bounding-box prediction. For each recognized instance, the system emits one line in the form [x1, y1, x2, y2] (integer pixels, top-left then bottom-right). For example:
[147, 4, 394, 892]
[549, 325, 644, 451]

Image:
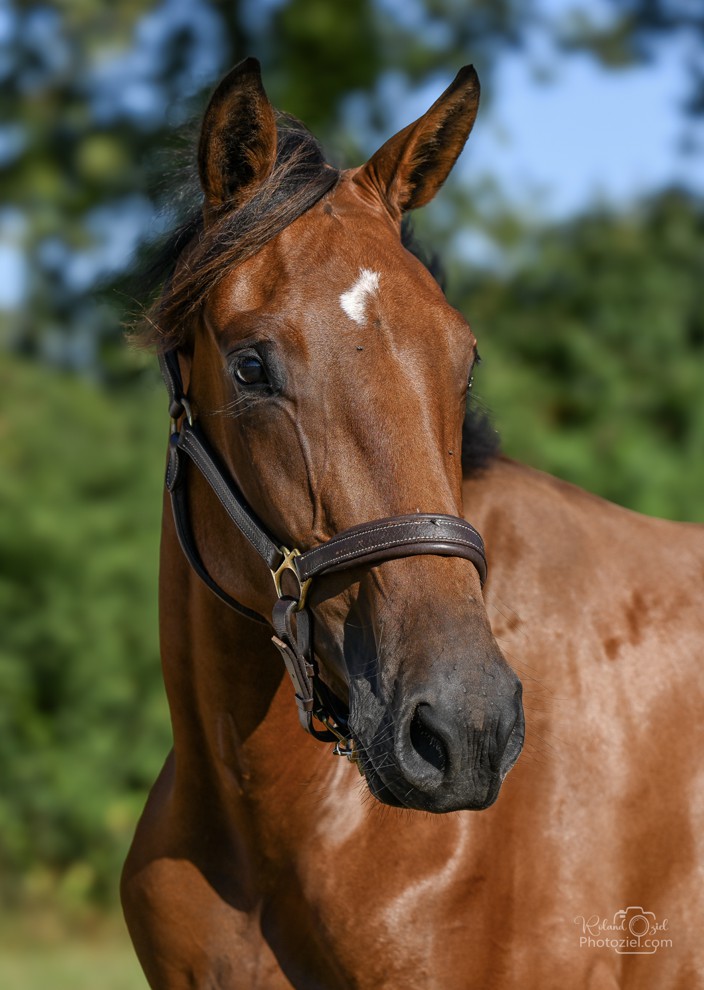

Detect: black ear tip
[455, 64, 480, 92]
[210, 57, 267, 104]
[233, 55, 262, 77]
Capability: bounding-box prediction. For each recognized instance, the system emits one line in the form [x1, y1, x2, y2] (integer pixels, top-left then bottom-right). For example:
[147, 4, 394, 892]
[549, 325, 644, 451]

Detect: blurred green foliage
[0, 357, 169, 907]
[0, 0, 702, 922]
[462, 188, 704, 521]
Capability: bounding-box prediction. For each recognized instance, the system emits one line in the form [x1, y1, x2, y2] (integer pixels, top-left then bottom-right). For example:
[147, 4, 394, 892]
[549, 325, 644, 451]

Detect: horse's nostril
[409, 704, 448, 773]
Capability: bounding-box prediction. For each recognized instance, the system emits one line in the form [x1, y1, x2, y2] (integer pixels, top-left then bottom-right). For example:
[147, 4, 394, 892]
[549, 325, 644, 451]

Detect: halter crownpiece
[159, 349, 488, 757]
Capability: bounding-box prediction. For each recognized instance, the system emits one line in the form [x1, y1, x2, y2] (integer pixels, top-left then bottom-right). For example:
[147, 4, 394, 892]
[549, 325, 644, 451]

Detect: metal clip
[319, 715, 361, 769]
[169, 397, 194, 434]
[271, 546, 312, 610]
[333, 740, 362, 773]
[333, 739, 356, 758]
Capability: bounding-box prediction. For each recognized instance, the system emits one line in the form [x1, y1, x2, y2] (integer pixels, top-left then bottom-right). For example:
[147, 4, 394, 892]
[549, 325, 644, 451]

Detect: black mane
[401, 219, 500, 477]
[462, 406, 500, 476]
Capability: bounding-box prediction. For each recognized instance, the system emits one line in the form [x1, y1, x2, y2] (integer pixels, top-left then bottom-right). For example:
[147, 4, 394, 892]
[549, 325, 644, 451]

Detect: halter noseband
[159, 350, 488, 761]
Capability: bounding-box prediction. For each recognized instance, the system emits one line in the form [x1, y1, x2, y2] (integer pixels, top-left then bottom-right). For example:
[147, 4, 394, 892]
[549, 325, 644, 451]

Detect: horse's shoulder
[465, 456, 704, 662]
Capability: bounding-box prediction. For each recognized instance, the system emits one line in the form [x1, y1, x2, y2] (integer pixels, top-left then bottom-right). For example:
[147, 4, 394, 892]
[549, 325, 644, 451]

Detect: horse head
[154, 58, 524, 813]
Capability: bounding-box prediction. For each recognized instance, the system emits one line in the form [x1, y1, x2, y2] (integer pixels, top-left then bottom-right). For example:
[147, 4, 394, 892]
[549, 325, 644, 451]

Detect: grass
[0, 914, 148, 990]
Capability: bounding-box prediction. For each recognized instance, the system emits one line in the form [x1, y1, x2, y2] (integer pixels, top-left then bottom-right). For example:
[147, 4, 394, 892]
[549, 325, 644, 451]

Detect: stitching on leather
[166, 453, 176, 490]
[172, 481, 268, 624]
[302, 518, 482, 569]
[305, 534, 484, 572]
[182, 432, 270, 557]
[311, 517, 479, 554]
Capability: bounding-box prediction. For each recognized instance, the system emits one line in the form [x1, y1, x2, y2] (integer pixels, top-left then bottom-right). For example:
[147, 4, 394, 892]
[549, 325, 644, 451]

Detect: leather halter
[159, 350, 488, 757]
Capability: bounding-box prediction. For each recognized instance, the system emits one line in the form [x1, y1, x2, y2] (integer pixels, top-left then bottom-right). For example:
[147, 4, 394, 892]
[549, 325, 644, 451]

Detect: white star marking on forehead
[339, 268, 381, 324]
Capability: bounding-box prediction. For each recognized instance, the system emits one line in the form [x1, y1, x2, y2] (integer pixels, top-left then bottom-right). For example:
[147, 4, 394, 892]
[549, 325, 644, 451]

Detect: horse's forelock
[131, 118, 339, 352]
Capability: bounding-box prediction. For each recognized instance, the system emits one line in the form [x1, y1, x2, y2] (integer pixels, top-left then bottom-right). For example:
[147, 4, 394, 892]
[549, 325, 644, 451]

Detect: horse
[122, 58, 704, 989]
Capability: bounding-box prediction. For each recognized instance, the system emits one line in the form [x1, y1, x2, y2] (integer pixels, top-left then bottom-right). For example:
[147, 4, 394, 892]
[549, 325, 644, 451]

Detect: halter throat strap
[159, 349, 488, 750]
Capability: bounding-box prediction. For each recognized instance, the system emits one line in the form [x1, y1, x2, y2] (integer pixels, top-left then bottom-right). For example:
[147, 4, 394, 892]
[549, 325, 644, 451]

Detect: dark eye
[233, 352, 269, 387]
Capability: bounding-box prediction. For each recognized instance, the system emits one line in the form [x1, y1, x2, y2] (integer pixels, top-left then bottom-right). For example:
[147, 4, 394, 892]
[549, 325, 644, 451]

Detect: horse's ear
[356, 65, 480, 217]
[198, 57, 277, 215]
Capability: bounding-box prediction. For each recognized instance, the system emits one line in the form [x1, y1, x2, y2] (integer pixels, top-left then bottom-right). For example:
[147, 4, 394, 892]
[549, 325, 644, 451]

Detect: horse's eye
[234, 353, 268, 386]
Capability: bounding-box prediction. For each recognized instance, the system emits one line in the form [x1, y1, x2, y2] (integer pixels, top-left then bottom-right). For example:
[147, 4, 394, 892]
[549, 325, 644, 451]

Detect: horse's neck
[158, 496, 315, 833]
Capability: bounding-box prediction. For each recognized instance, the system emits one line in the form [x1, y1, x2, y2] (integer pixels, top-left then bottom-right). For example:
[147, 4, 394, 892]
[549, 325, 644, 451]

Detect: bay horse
[122, 58, 704, 989]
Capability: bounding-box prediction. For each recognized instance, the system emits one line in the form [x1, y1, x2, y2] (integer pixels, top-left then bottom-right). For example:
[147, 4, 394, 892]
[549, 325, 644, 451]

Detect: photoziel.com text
[573, 907, 672, 955]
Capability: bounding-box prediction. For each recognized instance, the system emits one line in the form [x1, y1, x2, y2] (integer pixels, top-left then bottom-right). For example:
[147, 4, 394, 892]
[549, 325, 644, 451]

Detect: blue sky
[465, 35, 701, 217]
[374, 14, 702, 221]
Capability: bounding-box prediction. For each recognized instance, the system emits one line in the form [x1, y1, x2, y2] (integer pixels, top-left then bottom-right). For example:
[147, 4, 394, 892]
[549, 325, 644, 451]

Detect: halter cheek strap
[159, 350, 488, 757]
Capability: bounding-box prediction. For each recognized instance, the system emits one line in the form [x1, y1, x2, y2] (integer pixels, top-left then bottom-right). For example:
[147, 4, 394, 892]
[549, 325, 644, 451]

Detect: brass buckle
[271, 546, 312, 610]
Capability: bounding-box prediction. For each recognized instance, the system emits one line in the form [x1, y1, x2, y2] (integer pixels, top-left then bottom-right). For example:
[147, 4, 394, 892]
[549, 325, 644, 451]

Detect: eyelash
[468, 351, 481, 389]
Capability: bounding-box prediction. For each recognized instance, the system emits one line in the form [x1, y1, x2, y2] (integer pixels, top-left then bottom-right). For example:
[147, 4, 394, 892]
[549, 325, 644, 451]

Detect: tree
[1, 0, 539, 376]
[460, 188, 704, 522]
